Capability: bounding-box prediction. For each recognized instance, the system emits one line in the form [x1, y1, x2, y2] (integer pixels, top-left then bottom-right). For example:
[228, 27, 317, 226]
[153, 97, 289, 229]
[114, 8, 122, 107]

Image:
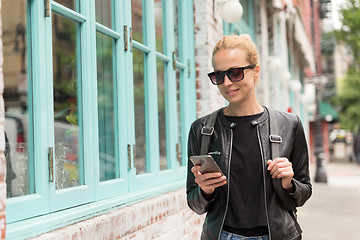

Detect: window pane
[131, 0, 143, 43]
[157, 59, 167, 170]
[96, 32, 117, 181]
[54, 0, 77, 11]
[52, 13, 83, 190]
[173, 0, 180, 57]
[95, 0, 112, 29]
[176, 69, 184, 166]
[2, 0, 34, 198]
[133, 48, 146, 174]
[154, 0, 164, 53]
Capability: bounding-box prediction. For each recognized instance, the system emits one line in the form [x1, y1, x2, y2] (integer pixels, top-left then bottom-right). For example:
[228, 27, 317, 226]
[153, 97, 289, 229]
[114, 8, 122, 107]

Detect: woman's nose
[223, 75, 233, 86]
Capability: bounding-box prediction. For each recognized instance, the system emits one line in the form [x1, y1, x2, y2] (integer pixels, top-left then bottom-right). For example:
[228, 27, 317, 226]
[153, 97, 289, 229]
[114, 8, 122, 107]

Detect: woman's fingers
[191, 166, 227, 194]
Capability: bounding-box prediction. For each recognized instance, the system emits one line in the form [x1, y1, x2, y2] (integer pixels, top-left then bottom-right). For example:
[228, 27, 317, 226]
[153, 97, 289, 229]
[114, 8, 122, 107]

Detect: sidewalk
[298, 161, 360, 240]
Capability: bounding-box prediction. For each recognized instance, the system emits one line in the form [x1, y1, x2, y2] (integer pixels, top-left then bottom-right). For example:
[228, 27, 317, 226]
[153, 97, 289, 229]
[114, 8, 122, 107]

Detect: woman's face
[212, 48, 259, 105]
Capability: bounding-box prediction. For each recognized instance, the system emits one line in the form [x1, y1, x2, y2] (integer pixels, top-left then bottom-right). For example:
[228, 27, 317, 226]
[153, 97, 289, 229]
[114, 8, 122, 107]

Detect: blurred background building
[0, 0, 346, 239]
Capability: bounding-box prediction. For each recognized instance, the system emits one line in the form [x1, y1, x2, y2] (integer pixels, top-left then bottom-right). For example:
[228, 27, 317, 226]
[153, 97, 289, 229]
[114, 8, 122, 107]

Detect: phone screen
[190, 155, 224, 175]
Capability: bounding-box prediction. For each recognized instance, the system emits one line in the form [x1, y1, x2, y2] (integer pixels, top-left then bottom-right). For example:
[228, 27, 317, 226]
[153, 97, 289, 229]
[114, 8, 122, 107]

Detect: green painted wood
[95, 23, 121, 39]
[124, 0, 137, 193]
[26, 0, 35, 202]
[6, 179, 185, 240]
[51, 1, 86, 23]
[49, 0, 94, 212]
[7, 0, 197, 236]
[138, 0, 159, 178]
[155, 51, 171, 62]
[161, 0, 177, 171]
[178, 0, 197, 170]
[96, 0, 129, 199]
[175, 61, 186, 69]
[6, 0, 50, 224]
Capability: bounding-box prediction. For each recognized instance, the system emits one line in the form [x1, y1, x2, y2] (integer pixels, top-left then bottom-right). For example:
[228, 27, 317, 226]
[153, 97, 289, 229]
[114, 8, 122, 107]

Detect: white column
[279, 11, 290, 112]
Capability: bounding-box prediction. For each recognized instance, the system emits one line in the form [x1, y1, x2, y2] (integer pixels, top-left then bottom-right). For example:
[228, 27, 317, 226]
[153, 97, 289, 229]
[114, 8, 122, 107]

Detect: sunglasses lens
[228, 68, 244, 81]
[209, 72, 224, 85]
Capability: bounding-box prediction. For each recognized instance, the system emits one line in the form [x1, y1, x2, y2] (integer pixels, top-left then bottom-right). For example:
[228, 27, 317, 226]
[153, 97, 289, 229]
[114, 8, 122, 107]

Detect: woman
[186, 35, 312, 240]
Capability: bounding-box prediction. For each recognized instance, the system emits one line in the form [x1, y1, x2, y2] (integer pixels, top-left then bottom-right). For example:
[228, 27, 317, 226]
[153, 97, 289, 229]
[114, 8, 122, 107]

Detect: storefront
[2, 0, 196, 239]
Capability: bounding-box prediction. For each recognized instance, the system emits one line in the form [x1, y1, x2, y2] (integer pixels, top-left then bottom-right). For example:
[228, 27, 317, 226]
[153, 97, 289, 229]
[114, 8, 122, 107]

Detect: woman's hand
[191, 165, 227, 196]
[267, 157, 294, 191]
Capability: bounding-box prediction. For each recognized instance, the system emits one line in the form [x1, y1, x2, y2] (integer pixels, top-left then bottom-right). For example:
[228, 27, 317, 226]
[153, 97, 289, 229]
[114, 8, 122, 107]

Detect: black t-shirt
[223, 112, 269, 236]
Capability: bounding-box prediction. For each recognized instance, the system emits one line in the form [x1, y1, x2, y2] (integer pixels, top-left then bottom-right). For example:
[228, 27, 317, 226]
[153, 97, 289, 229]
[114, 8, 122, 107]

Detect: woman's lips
[225, 89, 239, 96]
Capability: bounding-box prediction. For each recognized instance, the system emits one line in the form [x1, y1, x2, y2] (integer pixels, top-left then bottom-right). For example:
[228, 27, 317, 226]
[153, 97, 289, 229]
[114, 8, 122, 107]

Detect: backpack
[199, 107, 302, 234]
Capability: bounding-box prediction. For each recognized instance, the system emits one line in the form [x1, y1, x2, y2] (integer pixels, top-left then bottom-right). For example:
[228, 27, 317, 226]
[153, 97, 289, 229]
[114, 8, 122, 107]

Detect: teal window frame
[5, 0, 196, 239]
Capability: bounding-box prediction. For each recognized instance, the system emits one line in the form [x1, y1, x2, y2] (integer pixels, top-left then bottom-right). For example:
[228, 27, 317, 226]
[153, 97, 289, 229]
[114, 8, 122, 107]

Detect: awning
[319, 101, 338, 121]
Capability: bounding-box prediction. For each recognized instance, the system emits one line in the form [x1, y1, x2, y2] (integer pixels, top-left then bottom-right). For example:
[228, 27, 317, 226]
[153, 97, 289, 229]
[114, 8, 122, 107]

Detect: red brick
[0, 183, 5, 210]
[0, 211, 5, 240]
[0, 154, 4, 182]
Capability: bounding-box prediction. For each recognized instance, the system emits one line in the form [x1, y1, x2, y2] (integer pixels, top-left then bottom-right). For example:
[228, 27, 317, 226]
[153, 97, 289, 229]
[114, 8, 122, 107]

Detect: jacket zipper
[208, 151, 221, 155]
[257, 125, 272, 239]
[217, 129, 233, 240]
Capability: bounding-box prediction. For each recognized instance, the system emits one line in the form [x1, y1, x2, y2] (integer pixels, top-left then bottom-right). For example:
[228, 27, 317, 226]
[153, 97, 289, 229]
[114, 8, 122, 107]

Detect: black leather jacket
[186, 107, 312, 240]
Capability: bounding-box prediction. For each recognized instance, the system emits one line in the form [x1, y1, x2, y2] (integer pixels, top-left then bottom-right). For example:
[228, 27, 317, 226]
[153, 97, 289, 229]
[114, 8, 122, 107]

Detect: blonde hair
[212, 34, 259, 66]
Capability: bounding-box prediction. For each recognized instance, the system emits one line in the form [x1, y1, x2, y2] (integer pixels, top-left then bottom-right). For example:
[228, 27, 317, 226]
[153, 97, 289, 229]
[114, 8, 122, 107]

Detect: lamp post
[214, 0, 244, 23]
[314, 82, 328, 183]
[304, 75, 328, 183]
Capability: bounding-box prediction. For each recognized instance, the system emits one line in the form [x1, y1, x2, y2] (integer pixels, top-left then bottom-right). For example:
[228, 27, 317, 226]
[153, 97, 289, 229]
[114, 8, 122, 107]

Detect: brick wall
[0, 0, 6, 239]
[29, 188, 205, 240]
[194, 0, 225, 118]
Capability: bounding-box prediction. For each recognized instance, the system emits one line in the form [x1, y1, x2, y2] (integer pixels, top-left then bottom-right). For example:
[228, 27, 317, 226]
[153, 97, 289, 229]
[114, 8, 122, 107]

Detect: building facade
[0, 0, 318, 239]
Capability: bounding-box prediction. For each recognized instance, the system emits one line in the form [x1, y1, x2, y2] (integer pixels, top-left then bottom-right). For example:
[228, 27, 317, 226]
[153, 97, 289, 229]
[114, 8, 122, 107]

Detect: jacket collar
[218, 105, 269, 128]
[251, 105, 269, 126]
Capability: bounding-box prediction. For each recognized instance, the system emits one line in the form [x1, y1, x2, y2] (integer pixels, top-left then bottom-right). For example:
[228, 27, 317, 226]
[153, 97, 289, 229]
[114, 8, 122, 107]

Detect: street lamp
[304, 75, 328, 183]
[214, 0, 244, 23]
[314, 81, 328, 183]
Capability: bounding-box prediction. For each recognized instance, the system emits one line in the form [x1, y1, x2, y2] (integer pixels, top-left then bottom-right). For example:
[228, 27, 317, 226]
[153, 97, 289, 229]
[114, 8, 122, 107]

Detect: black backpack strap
[268, 107, 302, 234]
[200, 108, 222, 155]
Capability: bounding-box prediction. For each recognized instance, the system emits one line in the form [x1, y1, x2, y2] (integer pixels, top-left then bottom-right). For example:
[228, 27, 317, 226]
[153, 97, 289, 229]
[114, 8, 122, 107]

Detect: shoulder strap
[200, 108, 222, 155]
[268, 107, 302, 234]
[268, 108, 296, 211]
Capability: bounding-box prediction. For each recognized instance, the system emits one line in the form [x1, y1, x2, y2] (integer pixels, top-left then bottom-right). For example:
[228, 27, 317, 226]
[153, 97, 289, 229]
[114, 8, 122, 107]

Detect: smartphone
[190, 155, 224, 176]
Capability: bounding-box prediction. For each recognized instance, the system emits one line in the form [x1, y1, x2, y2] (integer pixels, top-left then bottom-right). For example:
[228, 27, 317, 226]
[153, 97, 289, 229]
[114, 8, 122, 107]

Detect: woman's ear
[254, 65, 260, 81]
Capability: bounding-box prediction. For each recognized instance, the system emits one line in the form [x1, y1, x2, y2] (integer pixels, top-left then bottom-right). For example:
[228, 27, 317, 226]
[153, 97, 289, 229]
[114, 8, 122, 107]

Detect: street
[298, 161, 360, 239]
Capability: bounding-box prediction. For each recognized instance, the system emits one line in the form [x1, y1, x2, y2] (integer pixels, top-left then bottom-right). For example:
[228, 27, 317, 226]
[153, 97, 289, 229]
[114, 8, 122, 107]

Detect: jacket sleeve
[186, 122, 217, 215]
[289, 116, 312, 207]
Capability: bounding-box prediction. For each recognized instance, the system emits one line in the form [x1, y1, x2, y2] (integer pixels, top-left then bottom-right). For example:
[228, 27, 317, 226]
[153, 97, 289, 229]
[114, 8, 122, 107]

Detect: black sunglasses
[207, 64, 256, 85]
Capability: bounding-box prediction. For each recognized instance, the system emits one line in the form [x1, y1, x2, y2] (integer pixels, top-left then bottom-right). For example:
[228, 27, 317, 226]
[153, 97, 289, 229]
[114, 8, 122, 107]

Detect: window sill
[7, 179, 186, 240]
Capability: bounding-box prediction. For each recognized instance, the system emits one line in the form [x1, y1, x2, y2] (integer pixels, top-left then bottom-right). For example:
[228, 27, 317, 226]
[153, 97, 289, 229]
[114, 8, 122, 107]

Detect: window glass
[176, 68, 184, 166]
[52, 13, 83, 190]
[156, 59, 167, 170]
[95, 0, 112, 29]
[174, 0, 184, 166]
[154, 0, 164, 53]
[96, 32, 117, 181]
[3, 0, 34, 198]
[133, 48, 146, 174]
[54, 0, 77, 11]
[131, 0, 144, 43]
[173, 0, 180, 57]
